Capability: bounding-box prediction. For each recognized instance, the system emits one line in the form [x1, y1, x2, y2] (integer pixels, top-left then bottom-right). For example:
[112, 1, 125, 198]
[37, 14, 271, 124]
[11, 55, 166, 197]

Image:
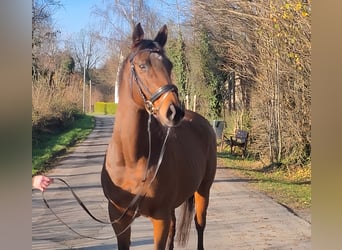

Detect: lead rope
[41, 116, 171, 239]
[42, 177, 142, 239]
[42, 178, 115, 240]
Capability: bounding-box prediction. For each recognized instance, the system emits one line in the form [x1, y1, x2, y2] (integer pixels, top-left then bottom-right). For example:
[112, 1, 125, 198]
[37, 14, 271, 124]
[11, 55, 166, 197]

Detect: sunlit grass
[32, 115, 95, 175]
[217, 151, 311, 209]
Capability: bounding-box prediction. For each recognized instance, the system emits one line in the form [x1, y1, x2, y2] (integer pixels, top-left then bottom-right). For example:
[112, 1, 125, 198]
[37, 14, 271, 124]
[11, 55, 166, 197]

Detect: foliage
[32, 115, 95, 174]
[181, 31, 211, 116]
[251, 0, 311, 164]
[94, 102, 106, 114]
[167, 31, 189, 103]
[32, 1, 86, 136]
[31, 0, 311, 168]
[105, 103, 117, 114]
[32, 80, 83, 131]
[94, 102, 118, 114]
[191, 0, 311, 166]
[60, 53, 75, 75]
[198, 28, 225, 119]
[32, 0, 62, 82]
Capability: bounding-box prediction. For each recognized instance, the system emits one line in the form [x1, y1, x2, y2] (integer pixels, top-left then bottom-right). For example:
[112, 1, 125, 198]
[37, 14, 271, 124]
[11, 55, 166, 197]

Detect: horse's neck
[113, 69, 164, 166]
[114, 103, 149, 159]
[114, 101, 165, 169]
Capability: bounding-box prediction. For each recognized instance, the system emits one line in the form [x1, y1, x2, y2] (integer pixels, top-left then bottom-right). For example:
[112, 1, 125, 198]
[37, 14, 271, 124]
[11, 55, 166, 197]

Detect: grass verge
[32, 115, 95, 175]
[217, 151, 311, 211]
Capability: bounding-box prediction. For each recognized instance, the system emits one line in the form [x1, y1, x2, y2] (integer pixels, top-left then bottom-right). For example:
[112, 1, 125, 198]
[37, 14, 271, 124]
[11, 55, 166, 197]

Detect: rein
[143, 113, 171, 182]
[42, 178, 115, 240]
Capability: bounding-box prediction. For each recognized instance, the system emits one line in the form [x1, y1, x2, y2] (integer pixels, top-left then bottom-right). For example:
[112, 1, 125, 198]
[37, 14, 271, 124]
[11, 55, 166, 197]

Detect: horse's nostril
[167, 104, 184, 123]
[167, 104, 176, 121]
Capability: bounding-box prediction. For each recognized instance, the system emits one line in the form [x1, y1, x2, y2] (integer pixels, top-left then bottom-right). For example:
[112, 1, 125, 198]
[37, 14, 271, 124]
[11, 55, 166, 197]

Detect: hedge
[94, 102, 118, 115]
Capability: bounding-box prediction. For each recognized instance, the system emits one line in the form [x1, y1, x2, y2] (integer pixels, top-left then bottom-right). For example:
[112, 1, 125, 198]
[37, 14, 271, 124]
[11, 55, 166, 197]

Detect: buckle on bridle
[145, 100, 155, 114]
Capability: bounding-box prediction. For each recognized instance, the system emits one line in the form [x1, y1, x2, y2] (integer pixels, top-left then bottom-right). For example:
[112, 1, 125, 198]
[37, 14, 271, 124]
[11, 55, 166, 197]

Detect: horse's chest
[111, 166, 146, 191]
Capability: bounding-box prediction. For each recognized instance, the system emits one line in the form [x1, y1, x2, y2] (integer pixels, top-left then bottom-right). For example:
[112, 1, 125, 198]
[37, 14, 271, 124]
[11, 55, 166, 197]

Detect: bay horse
[101, 23, 217, 250]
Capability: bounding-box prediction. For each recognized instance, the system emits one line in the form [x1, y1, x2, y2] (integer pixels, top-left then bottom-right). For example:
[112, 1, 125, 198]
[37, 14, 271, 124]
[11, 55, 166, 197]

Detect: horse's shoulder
[183, 110, 211, 127]
[178, 110, 214, 139]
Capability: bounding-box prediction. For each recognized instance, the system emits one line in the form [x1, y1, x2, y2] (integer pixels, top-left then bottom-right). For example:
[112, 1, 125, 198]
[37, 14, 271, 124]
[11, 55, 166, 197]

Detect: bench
[224, 129, 249, 157]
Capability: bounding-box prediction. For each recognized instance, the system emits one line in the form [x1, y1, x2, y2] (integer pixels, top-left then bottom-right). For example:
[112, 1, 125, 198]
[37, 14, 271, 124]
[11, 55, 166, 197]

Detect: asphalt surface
[32, 115, 311, 249]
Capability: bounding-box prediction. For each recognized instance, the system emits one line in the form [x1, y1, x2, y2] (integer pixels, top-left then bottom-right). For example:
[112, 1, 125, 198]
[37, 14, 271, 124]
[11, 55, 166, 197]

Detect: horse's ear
[154, 24, 168, 48]
[132, 23, 144, 47]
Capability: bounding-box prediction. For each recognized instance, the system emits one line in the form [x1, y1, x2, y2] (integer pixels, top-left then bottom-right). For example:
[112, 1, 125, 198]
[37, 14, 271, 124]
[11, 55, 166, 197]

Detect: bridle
[128, 47, 176, 186]
[129, 48, 179, 115]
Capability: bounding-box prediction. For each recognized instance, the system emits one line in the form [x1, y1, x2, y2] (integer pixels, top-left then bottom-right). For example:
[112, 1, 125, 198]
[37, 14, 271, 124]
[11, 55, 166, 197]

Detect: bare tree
[93, 0, 159, 39]
[32, 0, 62, 82]
[64, 28, 104, 76]
[190, 0, 311, 165]
[91, 0, 163, 104]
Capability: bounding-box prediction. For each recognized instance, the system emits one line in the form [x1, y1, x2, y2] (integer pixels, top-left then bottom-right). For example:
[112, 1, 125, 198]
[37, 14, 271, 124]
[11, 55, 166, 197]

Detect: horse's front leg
[108, 202, 132, 250]
[151, 216, 171, 250]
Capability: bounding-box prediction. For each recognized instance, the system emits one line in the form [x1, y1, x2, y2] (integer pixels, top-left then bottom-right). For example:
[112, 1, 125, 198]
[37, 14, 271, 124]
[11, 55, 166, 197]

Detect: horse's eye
[139, 64, 147, 70]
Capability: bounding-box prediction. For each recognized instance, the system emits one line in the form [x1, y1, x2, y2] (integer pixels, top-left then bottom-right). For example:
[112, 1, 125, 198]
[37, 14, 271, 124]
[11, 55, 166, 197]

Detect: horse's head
[128, 23, 184, 127]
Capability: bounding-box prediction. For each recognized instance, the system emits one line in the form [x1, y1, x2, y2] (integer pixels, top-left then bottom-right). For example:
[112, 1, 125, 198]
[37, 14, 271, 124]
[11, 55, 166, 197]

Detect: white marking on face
[152, 53, 162, 60]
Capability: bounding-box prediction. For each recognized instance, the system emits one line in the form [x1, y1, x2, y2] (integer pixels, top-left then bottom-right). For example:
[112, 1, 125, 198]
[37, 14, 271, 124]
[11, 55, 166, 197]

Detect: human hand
[32, 175, 53, 192]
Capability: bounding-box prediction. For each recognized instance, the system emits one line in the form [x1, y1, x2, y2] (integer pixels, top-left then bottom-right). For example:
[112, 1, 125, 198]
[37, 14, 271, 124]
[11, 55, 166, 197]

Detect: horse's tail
[176, 195, 195, 247]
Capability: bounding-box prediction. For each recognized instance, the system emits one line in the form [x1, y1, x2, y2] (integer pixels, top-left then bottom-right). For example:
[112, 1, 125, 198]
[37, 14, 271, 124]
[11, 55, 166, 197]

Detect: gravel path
[32, 115, 311, 249]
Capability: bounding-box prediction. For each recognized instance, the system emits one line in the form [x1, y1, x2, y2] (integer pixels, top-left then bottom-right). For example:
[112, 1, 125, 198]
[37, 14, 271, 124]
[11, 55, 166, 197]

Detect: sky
[54, 0, 99, 36]
[52, 0, 188, 67]
[53, 0, 187, 37]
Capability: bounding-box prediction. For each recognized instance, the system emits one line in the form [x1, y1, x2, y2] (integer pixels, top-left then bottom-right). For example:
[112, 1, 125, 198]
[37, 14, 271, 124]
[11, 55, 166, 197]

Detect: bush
[94, 102, 117, 114]
[105, 102, 117, 114]
[32, 81, 83, 135]
[94, 102, 106, 114]
[32, 114, 94, 174]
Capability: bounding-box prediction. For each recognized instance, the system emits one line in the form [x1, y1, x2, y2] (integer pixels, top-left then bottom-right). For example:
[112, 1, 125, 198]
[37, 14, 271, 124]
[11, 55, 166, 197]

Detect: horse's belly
[144, 164, 203, 209]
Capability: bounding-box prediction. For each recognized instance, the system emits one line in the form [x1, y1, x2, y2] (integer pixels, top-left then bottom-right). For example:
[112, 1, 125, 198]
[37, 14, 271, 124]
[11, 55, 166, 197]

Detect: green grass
[217, 151, 311, 210]
[32, 115, 95, 175]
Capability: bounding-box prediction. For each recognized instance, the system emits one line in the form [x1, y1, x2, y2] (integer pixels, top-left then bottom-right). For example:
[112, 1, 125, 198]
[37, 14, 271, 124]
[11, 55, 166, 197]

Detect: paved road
[32, 115, 311, 249]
